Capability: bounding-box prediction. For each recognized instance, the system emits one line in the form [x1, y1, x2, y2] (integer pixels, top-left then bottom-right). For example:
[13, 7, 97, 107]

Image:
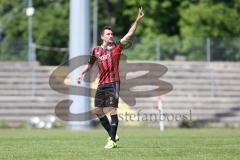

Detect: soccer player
[76, 8, 144, 149]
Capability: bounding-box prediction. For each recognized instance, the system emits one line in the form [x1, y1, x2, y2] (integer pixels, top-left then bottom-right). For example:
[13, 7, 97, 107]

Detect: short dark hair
[101, 26, 113, 35]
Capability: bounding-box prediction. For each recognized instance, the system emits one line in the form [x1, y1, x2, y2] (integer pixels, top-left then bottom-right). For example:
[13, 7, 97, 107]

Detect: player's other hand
[136, 7, 144, 22]
[76, 73, 84, 84]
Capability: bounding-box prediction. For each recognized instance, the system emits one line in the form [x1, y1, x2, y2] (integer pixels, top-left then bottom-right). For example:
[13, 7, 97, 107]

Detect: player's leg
[104, 107, 119, 149]
[94, 107, 111, 136]
[109, 107, 119, 142]
[94, 85, 111, 136]
[106, 82, 120, 142]
[104, 82, 120, 149]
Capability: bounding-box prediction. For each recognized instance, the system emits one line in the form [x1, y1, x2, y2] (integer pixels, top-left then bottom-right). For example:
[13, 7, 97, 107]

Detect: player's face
[101, 29, 114, 44]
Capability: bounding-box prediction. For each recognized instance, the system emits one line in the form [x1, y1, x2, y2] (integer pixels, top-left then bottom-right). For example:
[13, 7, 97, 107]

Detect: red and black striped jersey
[88, 42, 124, 84]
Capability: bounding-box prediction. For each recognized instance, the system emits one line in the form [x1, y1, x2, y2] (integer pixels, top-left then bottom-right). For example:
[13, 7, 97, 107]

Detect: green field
[1, 128, 240, 160]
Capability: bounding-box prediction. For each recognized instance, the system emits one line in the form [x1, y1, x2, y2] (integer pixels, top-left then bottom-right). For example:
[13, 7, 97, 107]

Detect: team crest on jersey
[99, 54, 110, 61]
[95, 51, 100, 55]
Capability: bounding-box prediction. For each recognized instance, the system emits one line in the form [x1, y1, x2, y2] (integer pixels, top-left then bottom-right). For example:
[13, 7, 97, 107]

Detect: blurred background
[0, 0, 240, 129]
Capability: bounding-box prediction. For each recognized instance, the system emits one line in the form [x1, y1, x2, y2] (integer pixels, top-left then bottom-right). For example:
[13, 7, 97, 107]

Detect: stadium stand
[0, 61, 239, 127]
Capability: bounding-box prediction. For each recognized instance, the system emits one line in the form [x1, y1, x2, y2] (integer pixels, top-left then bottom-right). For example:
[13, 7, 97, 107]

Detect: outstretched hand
[76, 73, 84, 84]
[136, 7, 144, 22]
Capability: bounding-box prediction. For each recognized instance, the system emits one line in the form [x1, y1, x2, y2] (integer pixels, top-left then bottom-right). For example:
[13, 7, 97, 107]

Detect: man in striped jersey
[77, 8, 144, 149]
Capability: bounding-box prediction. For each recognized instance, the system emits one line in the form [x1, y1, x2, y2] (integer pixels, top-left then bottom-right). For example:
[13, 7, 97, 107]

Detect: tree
[1, 0, 240, 63]
[0, 0, 69, 64]
[179, 1, 240, 61]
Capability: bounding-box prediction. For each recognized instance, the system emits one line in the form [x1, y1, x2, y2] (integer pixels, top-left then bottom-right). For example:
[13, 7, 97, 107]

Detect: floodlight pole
[93, 0, 98, 47]
[68, 0, 92, 130]
[26, 0, 34, 62]
[26, 0, 36, 97]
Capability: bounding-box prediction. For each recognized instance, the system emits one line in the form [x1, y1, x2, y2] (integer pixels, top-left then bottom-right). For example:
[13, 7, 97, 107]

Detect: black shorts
[94, 82, 120, 108]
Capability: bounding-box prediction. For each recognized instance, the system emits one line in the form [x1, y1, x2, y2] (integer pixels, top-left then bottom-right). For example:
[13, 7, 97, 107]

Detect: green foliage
[179, 2, 240, 37]
[0, 120, 26, 129]
[125, 35, 156, 60]
[179, 119, 205, 128]
[33, 1, 69, 65]
[127, 35, 206, 61]
[0, 0, 68, 65]
[1, 0, 240, 64]
[0, 1, 27, 61]
[128, 36, 240, 61]
[128, 0, 240, 61]
[122, 0, 182, 36]
[178, 1, 240, 61]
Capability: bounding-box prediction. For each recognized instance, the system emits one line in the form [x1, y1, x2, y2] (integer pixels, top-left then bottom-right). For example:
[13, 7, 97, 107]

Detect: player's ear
[101, 34, 104, 41]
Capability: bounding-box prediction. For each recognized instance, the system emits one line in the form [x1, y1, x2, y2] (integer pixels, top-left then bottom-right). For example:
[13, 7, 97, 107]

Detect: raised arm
[120, 7, 144, 44]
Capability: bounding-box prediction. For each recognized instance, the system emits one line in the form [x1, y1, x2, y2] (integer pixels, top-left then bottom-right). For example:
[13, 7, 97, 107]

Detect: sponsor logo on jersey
[99, 54, 110, 61]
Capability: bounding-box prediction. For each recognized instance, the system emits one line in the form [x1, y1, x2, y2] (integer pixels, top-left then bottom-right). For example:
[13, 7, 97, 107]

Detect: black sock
[110, 114, 118, 142]
[99, 115, 111, 136]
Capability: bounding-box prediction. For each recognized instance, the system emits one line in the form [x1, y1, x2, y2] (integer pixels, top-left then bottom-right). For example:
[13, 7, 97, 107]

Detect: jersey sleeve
[88, 48, 96, 65]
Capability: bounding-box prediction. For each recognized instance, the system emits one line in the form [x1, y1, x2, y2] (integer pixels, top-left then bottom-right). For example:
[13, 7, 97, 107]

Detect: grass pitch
[0, 128, 240, 160]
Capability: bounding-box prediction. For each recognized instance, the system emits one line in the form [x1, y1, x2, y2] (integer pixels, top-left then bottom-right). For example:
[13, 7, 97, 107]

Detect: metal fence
[0, 38, 28, 61]
[1, 37, 240, 63]
[125, 37, 240, 62]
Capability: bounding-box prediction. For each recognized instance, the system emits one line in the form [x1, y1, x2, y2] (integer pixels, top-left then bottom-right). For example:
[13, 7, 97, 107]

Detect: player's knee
[109, 107, 117, 115]
[94, 107, 104, 117]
